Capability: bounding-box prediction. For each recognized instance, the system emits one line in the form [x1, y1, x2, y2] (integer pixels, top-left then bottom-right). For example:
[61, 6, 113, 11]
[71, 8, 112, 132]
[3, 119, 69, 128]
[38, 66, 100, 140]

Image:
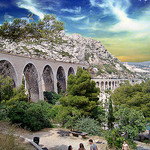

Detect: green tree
[43, 91, 61, 105]
[57, 67, 105, 126]
[114, 107, 146, 139]
[107, 98, 115, 129]
[0, 14, 64, 40]
[0, 76, 28, 105]
[0, 76, 13, 103]
[6, 84, 28, 106]
[111, 81, 150, 121]
[8, 101, 52, 131]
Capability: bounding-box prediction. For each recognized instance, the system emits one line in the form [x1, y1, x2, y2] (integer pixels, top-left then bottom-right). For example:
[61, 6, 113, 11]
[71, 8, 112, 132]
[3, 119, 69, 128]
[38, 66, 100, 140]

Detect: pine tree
[108, 97, 115, 129]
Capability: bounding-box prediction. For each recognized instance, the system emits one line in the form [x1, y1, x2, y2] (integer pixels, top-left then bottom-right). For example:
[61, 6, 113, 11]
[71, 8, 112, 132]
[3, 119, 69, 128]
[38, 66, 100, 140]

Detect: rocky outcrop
[0, 31, 134, 79]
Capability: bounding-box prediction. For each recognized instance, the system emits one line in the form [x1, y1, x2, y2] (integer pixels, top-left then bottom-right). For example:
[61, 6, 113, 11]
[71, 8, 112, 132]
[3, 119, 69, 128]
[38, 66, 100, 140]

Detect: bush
[8, 101, 52, 131]
[105, 129, 137, 150]
[0, 105, 9, 120]
[74, 117, 101, 136]
[105, 129, 125, 149]
[43, 91, 61, 105]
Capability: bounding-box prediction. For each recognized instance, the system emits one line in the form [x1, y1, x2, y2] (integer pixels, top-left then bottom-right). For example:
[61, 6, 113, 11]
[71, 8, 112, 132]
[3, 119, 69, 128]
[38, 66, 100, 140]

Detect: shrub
[44, 91, 61, 105]
[8, 101, 52, 131]
[74, 117, 101, 136]
[0, 105, 9, 120]
[105, 129, 125, 150]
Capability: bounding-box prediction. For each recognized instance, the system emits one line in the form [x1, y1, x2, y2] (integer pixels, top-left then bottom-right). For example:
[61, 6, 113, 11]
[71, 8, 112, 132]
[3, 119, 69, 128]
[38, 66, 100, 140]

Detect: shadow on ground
[49, 144, 68, 150]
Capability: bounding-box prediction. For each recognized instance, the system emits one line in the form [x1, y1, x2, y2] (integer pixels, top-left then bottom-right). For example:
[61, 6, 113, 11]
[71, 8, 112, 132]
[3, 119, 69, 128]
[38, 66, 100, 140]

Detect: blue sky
[0, 0, 150, 62]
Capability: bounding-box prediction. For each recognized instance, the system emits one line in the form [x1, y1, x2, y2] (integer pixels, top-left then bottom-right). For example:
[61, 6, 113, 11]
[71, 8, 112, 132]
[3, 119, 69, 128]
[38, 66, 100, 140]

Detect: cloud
[4, 14, 14, 23]
[17, 0, 44, 19]
[61, 7, 81, 14]
[65, 16, 86, 21]
[89, 0, 96, 6]
[89, 0, 150, 36]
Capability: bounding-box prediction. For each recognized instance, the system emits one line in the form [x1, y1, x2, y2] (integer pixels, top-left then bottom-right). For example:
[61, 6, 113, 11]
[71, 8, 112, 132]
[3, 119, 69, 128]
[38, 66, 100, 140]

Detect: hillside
[0, 30, 134, 79]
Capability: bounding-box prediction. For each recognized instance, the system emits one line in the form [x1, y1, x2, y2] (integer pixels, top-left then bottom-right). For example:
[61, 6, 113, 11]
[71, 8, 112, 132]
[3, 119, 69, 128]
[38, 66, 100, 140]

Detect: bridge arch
[101, 81, 104, 91]
[112, 81, 114, 90]
[68, 67, 75, 76]
[42, 65, 54, 92]
[109, 81, 111, 90]
[0, 59, 17, 87]
[96, 82, 99, 87]
[105, 81, 108, 90]
[23, 63, 39, 102]
[57, 66, 66, 93]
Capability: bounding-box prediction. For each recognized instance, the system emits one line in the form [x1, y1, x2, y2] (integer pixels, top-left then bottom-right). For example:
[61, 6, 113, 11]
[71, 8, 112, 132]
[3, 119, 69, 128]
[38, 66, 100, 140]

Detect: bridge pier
[0, 52, 87, 102]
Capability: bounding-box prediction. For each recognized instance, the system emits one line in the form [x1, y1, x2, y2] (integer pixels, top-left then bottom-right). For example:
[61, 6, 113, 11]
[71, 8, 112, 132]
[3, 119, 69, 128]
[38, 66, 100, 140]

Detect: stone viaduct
[0, 52, 87, 102]
[93, 78, 143, 92]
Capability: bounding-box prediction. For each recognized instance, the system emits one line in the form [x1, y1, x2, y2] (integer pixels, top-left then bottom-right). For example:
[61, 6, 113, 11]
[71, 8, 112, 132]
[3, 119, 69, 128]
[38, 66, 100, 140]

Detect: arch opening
[96, 82, 99, 87]
[101, 81, 104, 91]
[42, 65, 54, 92]
[68, 67, 75, 76]
[57, 66, 66, 93]
[105, 81, 108, 90]
[109, 81, 111, 90]
[0, 60, 17, 87]
[23, 63, 39, 102]
[112, 81, 114, 90]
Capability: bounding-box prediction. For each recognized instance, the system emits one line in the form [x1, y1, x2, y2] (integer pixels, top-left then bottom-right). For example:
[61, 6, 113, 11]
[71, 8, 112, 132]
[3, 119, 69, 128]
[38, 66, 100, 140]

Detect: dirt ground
[0, 121, 150, 150]
[0, 121, 107, 150]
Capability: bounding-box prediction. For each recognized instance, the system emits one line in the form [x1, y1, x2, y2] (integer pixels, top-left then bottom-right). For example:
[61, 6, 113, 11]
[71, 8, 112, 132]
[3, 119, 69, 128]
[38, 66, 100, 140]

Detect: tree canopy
[114, 107, 146, 139]
[111, 81, 150, 121]
[56, 67, 105, 127]
[0, 14, 64, 40]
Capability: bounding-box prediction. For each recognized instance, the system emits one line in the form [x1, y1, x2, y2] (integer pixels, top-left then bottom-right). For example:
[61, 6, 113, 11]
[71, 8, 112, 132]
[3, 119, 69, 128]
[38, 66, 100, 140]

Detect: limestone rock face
[0, 31, 134, 79]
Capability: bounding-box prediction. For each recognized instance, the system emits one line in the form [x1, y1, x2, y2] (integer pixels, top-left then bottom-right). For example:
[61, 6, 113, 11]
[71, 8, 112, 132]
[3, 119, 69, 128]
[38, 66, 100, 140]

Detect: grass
[0, 133, 35, 150]
[0, 121, 35, 150]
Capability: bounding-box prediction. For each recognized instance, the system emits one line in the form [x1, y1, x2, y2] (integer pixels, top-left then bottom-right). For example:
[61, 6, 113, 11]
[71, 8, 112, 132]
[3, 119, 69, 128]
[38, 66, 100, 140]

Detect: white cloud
[17, 0, 44, 19]
[65, 16, 86, 21]
[89, 0, 96, 6]
[89, 0, 150, 37]
[61, 7, 81, 14]
[4, 14, 14, 23]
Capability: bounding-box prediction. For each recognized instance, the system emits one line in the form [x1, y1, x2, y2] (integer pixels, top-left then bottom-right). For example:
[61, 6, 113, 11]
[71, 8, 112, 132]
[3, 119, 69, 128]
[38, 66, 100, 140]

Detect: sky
[0, 0, 150, 62]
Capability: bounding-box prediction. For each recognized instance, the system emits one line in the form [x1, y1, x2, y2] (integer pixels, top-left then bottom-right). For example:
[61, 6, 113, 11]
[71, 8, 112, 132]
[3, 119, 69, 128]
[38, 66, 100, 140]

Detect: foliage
[105, 129, 137, 150]
[55, 105, 81, 128]
[74, 117, 101, 135]
[114, 107, 146, 139]
[44, 91, 61, 105]
[105, 129, 125, 149]
[103, 64, 118, 74]
[111, 80, 150, 121]
[56, 67, 105, 127]
[0, 76, 14, 103]
[6, 85, 28, 106]
[0, 76, 28, 105]
[67, 67, 100, 102]
[107, 98, 115, 129]
[8, 101, 52, 131]
[59, 51, 73, 58]
[0, 14, 64, 41]
[0, 105, 9, 120]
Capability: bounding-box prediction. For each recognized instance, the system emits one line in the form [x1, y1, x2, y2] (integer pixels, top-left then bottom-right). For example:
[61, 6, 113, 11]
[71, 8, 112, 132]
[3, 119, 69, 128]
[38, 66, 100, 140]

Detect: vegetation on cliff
[0, 14, 64, 41]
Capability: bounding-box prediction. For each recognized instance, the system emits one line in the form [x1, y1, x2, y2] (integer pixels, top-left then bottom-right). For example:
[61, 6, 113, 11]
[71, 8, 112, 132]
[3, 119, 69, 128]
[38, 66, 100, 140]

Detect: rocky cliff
[0, 30, 134, 79]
